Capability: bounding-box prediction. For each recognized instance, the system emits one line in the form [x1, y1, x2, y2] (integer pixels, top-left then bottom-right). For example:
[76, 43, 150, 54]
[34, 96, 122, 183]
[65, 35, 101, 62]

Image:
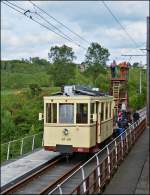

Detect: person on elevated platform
[110, 60, 117, 78]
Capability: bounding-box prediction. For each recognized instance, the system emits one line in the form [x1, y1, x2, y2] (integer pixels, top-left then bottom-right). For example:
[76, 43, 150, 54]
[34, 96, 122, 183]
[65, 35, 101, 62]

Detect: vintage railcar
[39, 85, 115, 153]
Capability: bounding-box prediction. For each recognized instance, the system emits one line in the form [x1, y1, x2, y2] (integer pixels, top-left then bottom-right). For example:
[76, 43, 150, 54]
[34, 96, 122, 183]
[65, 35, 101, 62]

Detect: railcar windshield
[46, 103, 57, 123]
[59, 103, 74, 123]
[76, 103, 88, 123]
[46, 102, 90, 124]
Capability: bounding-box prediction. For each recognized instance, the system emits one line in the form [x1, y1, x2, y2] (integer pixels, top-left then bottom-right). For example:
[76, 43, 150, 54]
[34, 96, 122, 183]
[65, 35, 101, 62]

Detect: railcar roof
[44, 85, 113, 100]
[44, 95, 113, 100]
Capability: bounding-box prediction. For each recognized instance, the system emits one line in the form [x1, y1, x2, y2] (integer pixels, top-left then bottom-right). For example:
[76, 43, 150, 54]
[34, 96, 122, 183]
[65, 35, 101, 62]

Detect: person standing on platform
[110, 60, 117, 78]
[118, 110, 122, 121]
[133, 111, 140, 123]
[121, 102, 127, 120]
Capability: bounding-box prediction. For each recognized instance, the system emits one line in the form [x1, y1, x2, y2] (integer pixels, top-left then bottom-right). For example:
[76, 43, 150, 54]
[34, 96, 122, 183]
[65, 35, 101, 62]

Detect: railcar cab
[41, 85, 114, 153]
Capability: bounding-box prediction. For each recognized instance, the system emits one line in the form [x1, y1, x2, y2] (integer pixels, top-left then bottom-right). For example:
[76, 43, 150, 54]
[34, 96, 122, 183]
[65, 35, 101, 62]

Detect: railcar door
[96, 101, 101, 143]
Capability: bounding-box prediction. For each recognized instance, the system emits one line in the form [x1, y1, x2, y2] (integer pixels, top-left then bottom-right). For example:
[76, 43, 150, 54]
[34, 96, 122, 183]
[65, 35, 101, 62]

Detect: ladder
[113, 82, 120, 98]
[112, 81, 120, 113]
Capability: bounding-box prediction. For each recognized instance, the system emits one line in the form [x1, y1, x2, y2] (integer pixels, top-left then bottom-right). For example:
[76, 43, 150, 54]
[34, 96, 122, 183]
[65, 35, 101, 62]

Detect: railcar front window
[76, 103, 88, 123]
[59, 104, 74, 123]
[46, 103, 57, 123]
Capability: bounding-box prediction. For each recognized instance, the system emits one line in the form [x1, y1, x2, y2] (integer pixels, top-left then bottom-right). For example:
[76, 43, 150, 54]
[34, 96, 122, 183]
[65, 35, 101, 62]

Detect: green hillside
[1, 49, 147, 144]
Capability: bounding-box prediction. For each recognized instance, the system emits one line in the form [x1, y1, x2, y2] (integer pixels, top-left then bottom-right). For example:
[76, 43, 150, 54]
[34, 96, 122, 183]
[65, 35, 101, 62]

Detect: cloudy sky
[1, 1, 149, 65]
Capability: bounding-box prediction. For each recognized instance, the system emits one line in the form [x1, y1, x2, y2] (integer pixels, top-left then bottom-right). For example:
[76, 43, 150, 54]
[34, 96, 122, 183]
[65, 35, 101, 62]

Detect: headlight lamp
[63, 128, 69, 135]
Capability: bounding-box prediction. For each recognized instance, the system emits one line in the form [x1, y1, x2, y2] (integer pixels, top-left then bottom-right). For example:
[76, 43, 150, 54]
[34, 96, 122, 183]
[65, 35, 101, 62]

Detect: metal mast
[146, 16, 150, 127]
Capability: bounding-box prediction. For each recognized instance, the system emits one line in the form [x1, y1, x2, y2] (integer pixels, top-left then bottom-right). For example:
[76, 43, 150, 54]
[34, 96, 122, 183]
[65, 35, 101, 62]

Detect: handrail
[1, 131, 43, 163]
[1, 132, 43, 146]
[49, 114, 146, 194]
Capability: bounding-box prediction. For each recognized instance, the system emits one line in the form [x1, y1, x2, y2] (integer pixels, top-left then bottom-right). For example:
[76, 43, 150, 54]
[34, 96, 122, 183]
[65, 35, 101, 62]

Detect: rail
[1, 156, 86, 195]
[1, 132, 43, 164]
[49, 115, 146, 194]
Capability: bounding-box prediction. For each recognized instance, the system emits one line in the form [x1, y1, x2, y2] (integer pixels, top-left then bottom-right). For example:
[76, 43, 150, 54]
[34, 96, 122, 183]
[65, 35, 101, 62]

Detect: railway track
[1, 154, 87, 194]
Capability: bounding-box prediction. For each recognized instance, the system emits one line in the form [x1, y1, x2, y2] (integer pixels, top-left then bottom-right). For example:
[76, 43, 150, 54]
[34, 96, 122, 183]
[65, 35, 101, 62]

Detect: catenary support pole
[147, 16, 150, 127]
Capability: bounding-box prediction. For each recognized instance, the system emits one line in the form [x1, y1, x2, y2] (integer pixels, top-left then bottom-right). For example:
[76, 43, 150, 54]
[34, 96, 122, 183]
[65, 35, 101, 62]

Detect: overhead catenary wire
[3, 1, 72, 44]
[2, 1, 24, 15]
[101, 1, 145, 54]
[4, 1, 85, 49]
[29, 0, 90, 45]
[5, 0, 26, 12]
[6, 0, 77, 44]
[3, 1, 86, 50]
[33, 12, 84, 48]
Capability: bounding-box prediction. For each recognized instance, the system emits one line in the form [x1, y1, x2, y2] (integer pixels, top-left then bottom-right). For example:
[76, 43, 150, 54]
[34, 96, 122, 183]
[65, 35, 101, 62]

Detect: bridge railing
[49, 115, 146, 195]
[1, 132, 43, 164]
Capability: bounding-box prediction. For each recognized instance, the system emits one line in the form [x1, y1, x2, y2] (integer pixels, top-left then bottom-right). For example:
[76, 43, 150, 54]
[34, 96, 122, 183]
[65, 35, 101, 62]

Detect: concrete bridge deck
[103, 127, 149, 195]
[1, 150, 59, 188]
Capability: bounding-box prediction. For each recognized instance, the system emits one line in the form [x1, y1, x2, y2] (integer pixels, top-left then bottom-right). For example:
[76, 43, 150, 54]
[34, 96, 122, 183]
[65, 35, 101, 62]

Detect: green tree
[48, 45, 76, 63]
[48, 61, 76, 86]
[30, 57, 49, 66]
[132, 62, 139, 68]
[84, 42, 110, 66]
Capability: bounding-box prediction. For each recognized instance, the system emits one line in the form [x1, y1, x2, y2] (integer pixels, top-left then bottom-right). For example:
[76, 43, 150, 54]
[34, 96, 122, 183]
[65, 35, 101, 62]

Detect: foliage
[48, 45, 76, 63]
[1, 108, 16, 142]
[29, 57, 50, 66]
[48, 61, 76, 86]
[29, 84, 42, 96]
[132, 62, 140, 68]
[128, 67, 147, 111]
[84, 42, 110, 66]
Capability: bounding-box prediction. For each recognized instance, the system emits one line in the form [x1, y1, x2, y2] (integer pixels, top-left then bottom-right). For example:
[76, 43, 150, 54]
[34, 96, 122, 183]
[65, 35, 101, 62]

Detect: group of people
[115, 102, 140, 136]
[110, 60, 130, 79]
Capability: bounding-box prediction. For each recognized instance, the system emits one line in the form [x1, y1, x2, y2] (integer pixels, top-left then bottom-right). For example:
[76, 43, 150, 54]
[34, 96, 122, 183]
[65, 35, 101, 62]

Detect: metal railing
[1, 132, 43, 164]
[49, 115, 146, 194]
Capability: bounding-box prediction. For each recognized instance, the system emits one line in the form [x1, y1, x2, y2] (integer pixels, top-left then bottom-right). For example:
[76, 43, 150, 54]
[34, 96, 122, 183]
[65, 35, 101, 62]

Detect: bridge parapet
[49, 114, 146, 194]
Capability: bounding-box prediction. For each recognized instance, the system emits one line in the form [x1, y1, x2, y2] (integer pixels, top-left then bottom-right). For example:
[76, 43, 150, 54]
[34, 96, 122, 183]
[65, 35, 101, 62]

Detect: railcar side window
[109, 102, 112, 118]
[101, 102, 104, 121]
[105, 102, 108, 120]
[59, 103, 74, 123]
[90, 103, 95, 123]
[46, 103, 57, 123]
[76, 103, 88, 123]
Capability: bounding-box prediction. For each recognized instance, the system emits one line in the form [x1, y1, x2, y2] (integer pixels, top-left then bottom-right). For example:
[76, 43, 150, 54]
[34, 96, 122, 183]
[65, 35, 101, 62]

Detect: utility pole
[139, 61, 142, 94]
[139, 68, 142, 94]
[147, 16, 150, 127]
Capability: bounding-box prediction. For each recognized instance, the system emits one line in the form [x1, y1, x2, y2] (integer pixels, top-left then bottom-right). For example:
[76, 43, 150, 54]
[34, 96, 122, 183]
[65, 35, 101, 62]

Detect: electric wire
[29, 0, 90, 45]
[2, 1, 24, 15]
[3, 1, 86, 50]
[34, 12, 85, 48]
[4, 1, 84, 48]
[5, 0, 26, 12]
[3, 1, 145, 59]
[101, 1, 145, 54]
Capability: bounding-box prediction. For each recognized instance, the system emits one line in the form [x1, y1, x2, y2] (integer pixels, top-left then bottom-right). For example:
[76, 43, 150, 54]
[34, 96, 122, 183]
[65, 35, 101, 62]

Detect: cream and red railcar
[41, 85, 115, 153]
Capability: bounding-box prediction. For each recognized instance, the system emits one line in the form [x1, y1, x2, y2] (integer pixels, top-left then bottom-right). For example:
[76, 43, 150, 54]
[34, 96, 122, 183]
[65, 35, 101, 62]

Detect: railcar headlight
[63, 128, 69, 135]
